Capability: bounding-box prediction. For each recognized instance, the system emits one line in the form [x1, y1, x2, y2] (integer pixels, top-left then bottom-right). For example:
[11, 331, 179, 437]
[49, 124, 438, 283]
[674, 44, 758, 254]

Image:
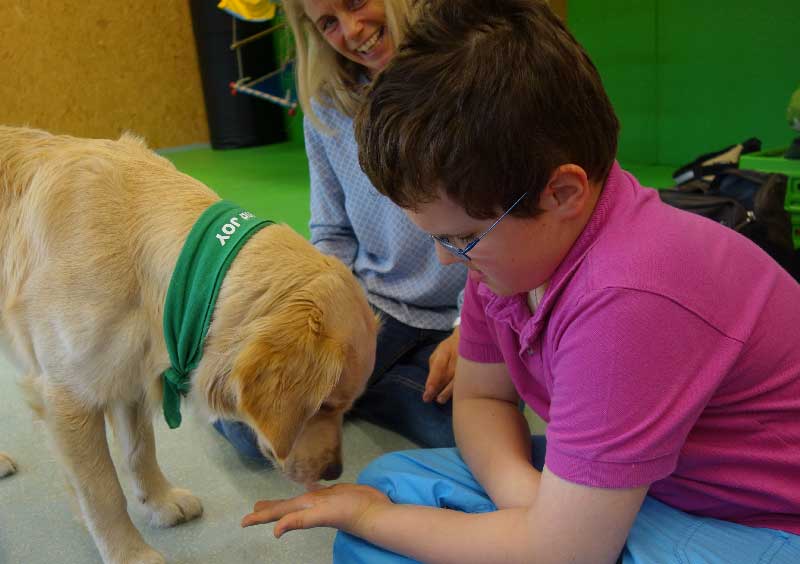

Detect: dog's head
[196, 228, 377, 485]
[231, 287, 376, 484]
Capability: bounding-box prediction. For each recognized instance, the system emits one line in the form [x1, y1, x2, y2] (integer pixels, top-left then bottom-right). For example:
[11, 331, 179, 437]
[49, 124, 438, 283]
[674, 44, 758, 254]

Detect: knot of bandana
[161, 200, 273, 429]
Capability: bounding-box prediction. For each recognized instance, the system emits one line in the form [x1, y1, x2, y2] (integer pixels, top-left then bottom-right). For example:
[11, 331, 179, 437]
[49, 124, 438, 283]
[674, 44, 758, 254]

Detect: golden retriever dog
[0, 125, 377, 564]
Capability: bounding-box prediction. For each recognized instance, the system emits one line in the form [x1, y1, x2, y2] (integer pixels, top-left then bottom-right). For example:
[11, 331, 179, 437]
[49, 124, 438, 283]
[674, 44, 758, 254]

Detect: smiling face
[303, 0, 395, 75]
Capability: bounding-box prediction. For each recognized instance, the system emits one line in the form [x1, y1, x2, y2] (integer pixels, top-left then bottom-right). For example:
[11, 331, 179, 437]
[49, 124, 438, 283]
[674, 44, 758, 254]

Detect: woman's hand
[241, 483, 391, 538]
[424, 326, 460, 403]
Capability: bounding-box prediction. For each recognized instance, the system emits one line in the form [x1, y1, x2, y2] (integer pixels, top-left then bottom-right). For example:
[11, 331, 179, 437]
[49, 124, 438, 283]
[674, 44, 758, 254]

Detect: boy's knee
[356, 448, 464, 498]
[355, 448, 494, 512]
[356, 451, 416, 490]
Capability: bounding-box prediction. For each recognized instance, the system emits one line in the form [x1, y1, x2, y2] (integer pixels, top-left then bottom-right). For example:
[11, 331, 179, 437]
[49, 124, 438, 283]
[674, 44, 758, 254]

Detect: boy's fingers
[424, 375, 445, 402]
[241, 510, 274, 528]
[243, 498, 311, 527]
[274, 509, 323, 537]
[426, 340, 459, 401]
[424, 356, 447, 401]
[437, 380, 455, 403]
[254, 499, 273, 512]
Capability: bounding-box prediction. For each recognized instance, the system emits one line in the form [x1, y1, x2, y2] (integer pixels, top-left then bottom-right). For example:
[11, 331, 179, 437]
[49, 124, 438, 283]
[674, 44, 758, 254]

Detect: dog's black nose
[320, 462, 343, 481]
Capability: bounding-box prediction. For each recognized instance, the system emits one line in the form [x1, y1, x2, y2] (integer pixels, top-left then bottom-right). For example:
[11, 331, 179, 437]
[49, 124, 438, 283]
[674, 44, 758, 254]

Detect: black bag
[660, 165, 800, 281]
[658, 189, 753, 231]
[671, 137, 762, 185]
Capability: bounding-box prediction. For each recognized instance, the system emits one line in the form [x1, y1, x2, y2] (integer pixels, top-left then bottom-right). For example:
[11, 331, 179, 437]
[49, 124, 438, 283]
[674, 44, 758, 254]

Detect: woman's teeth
[357, 28, 382, 54]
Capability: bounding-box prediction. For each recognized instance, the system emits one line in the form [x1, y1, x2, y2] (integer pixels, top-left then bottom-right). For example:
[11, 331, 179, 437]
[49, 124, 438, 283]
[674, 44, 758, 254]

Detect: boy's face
[405, 168, 599, 296]
[406, 195, 556, 296]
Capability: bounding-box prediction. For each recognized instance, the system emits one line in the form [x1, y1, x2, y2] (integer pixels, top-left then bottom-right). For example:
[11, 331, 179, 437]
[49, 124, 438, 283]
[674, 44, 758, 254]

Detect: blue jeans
[213, 310, 456, 462]
[333, 438, 800, 563]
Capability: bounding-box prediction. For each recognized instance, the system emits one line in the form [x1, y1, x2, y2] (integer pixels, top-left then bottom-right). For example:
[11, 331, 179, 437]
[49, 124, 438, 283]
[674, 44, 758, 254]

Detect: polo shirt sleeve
[544, 287, 743, 488]
[458, 278, 505, 363]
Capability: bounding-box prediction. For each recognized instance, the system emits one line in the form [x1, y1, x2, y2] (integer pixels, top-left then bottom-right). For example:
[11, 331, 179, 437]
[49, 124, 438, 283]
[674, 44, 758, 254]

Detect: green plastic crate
[739, 148, 800, 250]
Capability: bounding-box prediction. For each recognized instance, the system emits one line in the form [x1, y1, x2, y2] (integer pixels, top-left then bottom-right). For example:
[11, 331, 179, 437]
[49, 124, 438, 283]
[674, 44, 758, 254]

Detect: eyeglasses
[431, 192, 528, 261]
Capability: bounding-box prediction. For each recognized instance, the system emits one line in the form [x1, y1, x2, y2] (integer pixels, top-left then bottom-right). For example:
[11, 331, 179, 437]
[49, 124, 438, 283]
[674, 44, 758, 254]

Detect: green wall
[569, 0, 799, 167]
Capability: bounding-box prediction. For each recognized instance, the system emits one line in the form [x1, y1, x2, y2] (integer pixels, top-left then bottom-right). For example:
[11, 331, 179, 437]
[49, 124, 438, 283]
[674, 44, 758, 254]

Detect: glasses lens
[446, 244, 469, 261]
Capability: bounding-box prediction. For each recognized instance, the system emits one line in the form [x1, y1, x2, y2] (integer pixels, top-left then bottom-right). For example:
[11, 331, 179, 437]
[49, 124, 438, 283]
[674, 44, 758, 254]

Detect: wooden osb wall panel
[550, 0, 568, 20]
[0, 2, 208, 149]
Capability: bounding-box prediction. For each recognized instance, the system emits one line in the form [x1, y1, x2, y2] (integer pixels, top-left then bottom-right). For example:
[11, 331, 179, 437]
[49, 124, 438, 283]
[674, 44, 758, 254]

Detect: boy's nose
[320, 461, 342, 481]
[435, 243, 467, 265]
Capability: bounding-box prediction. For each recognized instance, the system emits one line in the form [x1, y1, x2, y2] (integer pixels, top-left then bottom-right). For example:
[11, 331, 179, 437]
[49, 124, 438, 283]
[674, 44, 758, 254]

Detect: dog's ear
[203, 369, 238, 418]
[232, 300, 346, 461]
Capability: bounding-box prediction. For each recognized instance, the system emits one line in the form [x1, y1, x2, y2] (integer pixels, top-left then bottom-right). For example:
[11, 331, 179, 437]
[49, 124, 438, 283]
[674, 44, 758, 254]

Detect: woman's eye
[456, 234, 476, 245]
[349, 0, 367, 9]
[318, 17, 337, 33]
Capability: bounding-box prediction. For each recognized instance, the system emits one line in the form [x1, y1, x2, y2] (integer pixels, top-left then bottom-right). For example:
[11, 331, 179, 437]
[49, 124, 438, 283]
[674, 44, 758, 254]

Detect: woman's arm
[305, 116, 359, 268]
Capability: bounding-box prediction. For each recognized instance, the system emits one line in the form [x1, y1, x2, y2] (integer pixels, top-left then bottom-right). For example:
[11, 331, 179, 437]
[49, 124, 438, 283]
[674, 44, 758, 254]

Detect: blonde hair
[283, 0, 418, 129]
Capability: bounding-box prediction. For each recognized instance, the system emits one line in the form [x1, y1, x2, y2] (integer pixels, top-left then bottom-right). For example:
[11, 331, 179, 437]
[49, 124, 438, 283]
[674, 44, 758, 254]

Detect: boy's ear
[539, 164, 591, 217]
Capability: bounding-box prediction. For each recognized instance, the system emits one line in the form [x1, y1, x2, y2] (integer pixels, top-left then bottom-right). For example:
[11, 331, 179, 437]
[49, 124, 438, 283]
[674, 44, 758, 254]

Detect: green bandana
[162, 200, 273, 429]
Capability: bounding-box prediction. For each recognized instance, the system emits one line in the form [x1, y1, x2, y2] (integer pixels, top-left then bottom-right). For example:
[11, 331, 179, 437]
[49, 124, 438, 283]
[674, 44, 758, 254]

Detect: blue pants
[334, 439, 800, 563]
[213, 310, 456, 463]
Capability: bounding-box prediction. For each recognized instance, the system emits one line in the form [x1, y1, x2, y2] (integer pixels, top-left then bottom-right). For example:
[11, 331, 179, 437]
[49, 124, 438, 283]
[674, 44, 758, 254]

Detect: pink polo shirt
[459, 162, 800, 534]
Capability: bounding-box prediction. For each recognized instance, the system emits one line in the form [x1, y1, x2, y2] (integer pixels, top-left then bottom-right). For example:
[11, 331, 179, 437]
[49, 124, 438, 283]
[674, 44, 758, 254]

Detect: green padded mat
[163, 141, 312, 237]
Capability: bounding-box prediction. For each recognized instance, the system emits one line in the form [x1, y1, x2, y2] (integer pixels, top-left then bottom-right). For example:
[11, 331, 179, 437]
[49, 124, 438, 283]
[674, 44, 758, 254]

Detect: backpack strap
[672, 137, 761, 185]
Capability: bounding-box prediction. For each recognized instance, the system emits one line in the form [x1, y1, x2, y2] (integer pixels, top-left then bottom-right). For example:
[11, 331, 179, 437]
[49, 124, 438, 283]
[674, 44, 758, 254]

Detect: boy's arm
[361, 472, 646, 564]
[242, 359, 647, 563]
[243, 469, 646, 564]
[453, 357, 539, 508]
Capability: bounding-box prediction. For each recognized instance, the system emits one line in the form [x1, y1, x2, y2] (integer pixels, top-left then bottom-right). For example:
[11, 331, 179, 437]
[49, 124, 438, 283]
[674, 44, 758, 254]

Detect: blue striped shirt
[306, 103, 467, 331]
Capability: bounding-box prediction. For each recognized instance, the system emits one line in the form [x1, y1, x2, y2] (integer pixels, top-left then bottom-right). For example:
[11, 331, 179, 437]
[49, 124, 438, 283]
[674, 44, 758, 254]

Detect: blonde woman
[214, 0, 467, 461]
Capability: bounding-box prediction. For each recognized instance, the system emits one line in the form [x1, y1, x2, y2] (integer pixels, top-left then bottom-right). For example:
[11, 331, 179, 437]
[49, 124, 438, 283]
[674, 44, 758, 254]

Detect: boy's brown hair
[355, 0, 619, 219]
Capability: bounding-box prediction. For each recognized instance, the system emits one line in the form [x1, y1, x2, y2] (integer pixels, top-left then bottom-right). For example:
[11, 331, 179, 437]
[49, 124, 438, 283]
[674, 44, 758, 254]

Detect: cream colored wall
[0, 1, 209, 149]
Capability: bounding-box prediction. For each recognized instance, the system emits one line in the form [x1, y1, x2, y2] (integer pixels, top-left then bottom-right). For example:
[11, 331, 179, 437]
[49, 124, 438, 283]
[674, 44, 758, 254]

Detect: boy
[241, 1, 800, 562]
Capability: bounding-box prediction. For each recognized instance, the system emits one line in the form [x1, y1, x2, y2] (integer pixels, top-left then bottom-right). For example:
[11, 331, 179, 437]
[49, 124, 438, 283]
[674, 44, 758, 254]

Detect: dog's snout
[320, 461, 342, 481]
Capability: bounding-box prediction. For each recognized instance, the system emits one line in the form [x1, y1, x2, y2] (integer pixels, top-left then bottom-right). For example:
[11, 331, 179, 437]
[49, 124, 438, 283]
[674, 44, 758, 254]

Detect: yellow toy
[217, 0, 278, 22]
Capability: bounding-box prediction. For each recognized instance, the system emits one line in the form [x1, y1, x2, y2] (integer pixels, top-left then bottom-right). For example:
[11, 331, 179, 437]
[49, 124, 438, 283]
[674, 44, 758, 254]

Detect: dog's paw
[0, 453, 17, 478]
[144, 487, 203, 528]
[116, 545, 166, 564]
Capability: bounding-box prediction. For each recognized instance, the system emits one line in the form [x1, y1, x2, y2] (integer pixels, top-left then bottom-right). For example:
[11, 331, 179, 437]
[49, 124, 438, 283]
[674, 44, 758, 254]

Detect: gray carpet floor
[0, 350, 545, 564]
[0, 349, 419, 564]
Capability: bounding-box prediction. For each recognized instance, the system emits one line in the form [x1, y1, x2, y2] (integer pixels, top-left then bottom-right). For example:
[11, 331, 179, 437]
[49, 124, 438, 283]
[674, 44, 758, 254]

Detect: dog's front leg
[45, 388, 165, 564]
[112, 401, 203, 528]
[0, 452, 17, 477]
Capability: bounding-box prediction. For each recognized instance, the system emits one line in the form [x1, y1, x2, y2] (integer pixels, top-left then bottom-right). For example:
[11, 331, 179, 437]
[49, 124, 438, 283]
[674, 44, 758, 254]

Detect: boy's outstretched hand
[241, 483, 391, 538]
